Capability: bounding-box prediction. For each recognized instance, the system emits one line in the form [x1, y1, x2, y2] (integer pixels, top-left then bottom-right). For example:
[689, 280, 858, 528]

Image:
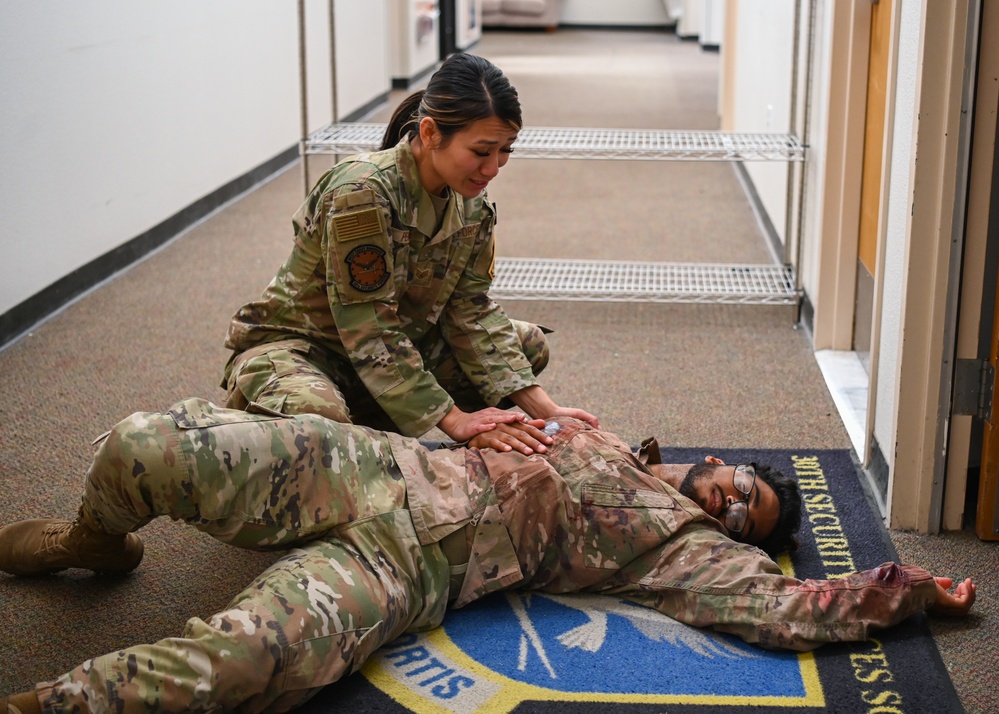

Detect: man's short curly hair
[753, 463, 802, 556]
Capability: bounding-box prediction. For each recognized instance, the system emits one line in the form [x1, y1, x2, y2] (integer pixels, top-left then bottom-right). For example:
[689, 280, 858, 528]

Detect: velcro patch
[333, 188, 377, 210]
[333, 207, 384, 242]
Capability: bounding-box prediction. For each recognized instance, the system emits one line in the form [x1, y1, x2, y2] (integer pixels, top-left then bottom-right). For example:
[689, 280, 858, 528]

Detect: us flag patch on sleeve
[333, 207, 385, 242]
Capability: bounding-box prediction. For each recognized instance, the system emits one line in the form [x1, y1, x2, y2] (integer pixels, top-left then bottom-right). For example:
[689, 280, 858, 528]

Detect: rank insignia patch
[345, 244, 389, 292]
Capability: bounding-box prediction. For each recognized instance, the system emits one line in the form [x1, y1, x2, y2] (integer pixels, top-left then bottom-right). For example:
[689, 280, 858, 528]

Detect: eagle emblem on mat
[362, 590, 809, 710]
[508, 593, 757, 676]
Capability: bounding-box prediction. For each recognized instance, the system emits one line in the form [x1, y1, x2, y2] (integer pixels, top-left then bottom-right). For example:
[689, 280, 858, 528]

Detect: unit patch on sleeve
[345, 244, 390, 292]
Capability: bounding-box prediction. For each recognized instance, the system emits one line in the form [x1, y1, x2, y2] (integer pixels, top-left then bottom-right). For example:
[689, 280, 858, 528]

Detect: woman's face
[418, 116, 519, 198]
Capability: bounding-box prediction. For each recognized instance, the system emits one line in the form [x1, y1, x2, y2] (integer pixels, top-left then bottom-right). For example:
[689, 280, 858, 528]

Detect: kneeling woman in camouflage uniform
[221, 52, 596, 454]
[0, 399, 976, 713]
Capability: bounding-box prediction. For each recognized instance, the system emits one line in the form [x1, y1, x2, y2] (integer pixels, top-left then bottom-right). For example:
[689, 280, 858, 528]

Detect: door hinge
[952, 358, 995, 421]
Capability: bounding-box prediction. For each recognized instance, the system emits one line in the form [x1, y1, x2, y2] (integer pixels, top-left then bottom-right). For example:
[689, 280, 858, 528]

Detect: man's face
[678, 463, 779, 546]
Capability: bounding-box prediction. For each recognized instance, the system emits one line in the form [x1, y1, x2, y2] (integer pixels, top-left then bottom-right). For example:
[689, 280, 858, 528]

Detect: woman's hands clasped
[438, 406, 553, 454]
[437, 385, 601, 456]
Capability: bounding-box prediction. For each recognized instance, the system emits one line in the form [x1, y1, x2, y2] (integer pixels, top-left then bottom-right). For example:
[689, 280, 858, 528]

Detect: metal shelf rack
[300, 122, 804, 307]
[303, 123, 805, 162]
[490, 258, 796, 305]
[296, 4, 810, 309]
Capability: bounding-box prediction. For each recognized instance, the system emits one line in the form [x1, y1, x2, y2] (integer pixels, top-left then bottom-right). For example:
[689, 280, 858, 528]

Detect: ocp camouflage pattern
[221, 139, 543, 436]
[36, 399, 939, 712]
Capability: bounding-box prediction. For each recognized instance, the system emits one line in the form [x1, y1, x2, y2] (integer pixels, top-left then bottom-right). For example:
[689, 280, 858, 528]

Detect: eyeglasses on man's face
[719, 463, 757, 534]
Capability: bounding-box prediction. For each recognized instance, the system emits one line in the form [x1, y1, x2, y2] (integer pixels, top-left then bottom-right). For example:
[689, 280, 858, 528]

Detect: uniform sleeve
[440, 206, 539, 405]
[609, 525, 939, 651]
[324, 186, 455, 436]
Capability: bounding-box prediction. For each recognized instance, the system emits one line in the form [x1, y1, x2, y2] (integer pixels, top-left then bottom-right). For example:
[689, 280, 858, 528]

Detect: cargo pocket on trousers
[281, 619, 387, 691]
[231, 341, 315, 411]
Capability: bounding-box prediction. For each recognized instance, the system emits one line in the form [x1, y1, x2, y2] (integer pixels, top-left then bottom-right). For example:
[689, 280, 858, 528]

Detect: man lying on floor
[0, 398, 976, 714]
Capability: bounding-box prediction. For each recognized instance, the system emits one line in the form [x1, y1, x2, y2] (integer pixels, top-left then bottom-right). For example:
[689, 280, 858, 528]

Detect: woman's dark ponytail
[379, 53, 522, 152]
[380, 91, 424, 150]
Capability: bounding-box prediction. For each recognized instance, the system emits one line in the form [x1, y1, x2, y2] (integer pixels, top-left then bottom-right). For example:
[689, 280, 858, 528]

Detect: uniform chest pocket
[581, 483, 685, 570]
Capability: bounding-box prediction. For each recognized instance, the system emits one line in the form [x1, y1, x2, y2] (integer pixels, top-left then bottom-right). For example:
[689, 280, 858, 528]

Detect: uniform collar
[638, 436, 663, 465]
[394, 138, 466, 240]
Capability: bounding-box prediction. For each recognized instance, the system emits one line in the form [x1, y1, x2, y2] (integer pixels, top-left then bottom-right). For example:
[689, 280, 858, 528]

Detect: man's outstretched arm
[611, 526, 974, 652]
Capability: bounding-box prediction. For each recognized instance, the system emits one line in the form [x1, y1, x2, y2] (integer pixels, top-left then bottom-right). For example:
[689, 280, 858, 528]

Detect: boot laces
[38, 520, 76, 554]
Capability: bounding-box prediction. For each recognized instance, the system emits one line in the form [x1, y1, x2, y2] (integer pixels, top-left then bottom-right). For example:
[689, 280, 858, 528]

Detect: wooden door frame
[812, 0, 980, 530]
[951, 0, 999, 535]
[972, 3, 999, 540]
[885, 0, 976, 531]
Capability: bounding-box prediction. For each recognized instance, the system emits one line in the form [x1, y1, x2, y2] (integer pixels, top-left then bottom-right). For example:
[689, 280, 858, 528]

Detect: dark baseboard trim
[866, 434, 891, 516]
[850, 441, 896, 554]
[731, 162, 804, 327]
[0, 143, 299, 351]
[798, 288, 815, 335]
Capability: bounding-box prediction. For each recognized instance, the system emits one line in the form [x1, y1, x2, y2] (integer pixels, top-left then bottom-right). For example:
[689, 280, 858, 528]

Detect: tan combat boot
[0, 691, 42, 714]
[0, 516, 143, 576]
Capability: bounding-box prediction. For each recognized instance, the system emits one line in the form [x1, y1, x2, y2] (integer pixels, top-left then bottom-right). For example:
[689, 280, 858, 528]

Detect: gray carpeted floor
[0, 27, 994, 712]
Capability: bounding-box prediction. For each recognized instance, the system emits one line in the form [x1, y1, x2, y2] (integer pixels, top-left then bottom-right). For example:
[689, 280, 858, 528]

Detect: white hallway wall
[726, 0, 795, 250]
[561, 0, 670, 25]
[0, 0, 389, 321]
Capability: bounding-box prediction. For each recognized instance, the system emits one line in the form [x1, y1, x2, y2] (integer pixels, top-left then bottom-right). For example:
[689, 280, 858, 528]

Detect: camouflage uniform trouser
[222, 320, 550, 432]
[37, 399, 453, 714]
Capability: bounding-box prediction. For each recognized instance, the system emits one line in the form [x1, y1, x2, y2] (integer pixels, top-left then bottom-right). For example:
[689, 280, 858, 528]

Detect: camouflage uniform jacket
[404, 418, 940, 651]
[223, 139, 538, 436]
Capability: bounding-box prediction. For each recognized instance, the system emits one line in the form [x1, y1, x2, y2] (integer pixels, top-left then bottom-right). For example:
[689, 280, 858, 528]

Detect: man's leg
[0, 399, 406, 573]
[30, 512, 445, 713]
